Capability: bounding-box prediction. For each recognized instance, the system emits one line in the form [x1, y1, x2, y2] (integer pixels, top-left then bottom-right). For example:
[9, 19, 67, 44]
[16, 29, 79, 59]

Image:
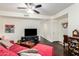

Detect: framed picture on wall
[5, 24, 15, 33]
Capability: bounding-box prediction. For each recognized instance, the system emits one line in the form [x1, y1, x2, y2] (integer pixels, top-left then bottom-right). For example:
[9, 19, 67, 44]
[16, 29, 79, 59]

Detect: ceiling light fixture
[27, 9, 34, 14]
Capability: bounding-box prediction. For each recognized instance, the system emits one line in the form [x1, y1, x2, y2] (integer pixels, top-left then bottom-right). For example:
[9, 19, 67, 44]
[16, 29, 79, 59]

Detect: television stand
[21, 36, 39, 43]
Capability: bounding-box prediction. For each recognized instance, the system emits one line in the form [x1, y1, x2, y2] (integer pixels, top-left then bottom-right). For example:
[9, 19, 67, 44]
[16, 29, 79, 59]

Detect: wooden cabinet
[64, 29, 79, 56]
[68, 37, 79, 56]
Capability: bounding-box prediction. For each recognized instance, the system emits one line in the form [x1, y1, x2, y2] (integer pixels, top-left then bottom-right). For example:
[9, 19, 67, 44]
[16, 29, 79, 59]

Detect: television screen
[25, 29, 37, 36]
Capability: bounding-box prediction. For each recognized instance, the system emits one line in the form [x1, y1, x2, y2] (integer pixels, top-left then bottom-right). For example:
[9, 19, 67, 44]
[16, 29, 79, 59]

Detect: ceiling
[0, 3, 73, 16]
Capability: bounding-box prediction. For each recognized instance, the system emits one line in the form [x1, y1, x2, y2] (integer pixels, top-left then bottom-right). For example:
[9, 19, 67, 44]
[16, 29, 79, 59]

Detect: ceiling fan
[18, 3, 42, 14]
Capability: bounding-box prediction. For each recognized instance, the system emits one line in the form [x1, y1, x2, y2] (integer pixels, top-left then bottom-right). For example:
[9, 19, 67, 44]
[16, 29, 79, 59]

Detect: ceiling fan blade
[25, 3, 28, 5]
[25, 3, 30, 7]
[33, 10, 40, 14]
[35, 5, 42, 8]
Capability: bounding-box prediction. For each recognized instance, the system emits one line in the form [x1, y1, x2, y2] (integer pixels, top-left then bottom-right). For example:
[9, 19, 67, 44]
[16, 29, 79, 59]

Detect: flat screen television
[25, 29, 37, 36]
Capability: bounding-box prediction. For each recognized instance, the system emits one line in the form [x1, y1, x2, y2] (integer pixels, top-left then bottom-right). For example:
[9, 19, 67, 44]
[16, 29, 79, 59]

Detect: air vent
[24, 14, 29, 16]
[17, 7, 27, 9]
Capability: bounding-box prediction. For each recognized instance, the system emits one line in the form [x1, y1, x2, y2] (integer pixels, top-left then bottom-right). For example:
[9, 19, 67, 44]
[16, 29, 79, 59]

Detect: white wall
[68, 4, 79, 36]
[0, 16, 41, 42]
[40, 19, 59, 42]
[55, 17, 68, 42]
[51, 3, 79, 37]
[40, 20, 52, 42]
[40, 17, 68, 43]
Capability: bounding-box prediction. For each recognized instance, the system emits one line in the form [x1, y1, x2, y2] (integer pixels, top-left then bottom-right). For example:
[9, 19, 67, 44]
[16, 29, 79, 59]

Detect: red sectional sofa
[0, 45, 17, 56]
[0, 43, 54, 56]
[8, 43, 54, 56]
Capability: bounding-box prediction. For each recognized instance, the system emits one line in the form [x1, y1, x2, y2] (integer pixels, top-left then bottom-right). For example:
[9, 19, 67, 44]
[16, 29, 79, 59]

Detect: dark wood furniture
[64, 36, 79, 56]
[63, 35, 69, 55]
[64, 29, 79, 56]
[63, 35, 68, 45]
[68, 37, 79, 56]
